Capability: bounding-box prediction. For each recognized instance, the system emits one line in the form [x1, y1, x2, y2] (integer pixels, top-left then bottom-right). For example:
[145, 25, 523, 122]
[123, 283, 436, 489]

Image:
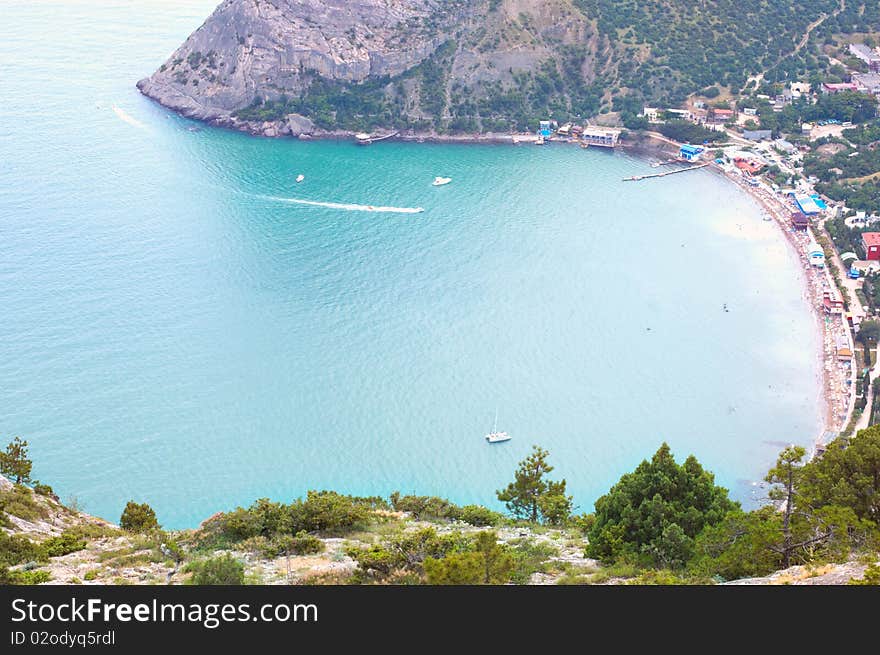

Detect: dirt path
[749, 0, 845, 85]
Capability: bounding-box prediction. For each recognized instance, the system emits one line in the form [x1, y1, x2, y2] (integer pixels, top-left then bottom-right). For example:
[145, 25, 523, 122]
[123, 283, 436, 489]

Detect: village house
[641, 107, 693, 123]
[853, 72, 880, 96]
[862, 232, 880, 260]
[849, 43, 880, 72]
[707, 108, 734, 124]
[774, 139, 797, 154]
[733, 157, 765, 174]
[822, 82, 859, 94]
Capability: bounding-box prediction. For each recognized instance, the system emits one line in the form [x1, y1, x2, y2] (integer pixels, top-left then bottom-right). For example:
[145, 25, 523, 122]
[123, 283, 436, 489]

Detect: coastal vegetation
[1, 431, 878, 585]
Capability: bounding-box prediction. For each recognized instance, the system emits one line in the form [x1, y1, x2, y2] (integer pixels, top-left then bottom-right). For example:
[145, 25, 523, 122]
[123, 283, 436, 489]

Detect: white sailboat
[485, 409, 511, 443]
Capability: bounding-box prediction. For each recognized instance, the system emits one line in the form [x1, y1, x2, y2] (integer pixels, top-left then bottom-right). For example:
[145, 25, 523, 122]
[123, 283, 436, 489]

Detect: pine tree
[0, 437, 33, 485]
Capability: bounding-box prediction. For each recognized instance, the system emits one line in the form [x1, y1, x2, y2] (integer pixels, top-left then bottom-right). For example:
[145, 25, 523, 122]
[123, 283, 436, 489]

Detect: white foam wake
[262, 195, 424, 214]
[111, 105, 146, 129]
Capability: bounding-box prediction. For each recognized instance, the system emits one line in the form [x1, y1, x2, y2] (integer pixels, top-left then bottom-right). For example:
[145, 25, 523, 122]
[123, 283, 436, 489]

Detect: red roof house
[863, 232, 880, 261]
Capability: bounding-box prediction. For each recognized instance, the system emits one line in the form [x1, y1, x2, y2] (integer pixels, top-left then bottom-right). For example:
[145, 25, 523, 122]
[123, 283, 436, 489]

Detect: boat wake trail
[111, 105, 146, 129]
[261, 195, 424, 214]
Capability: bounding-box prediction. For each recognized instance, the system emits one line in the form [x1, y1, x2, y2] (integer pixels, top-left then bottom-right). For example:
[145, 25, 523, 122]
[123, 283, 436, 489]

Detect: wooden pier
[623, 162, 709, 182]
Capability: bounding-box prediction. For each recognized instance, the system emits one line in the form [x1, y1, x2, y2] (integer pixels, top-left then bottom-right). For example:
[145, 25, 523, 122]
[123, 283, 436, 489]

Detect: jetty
[355, 131, 398, 145]
[623, 162, 708, 181]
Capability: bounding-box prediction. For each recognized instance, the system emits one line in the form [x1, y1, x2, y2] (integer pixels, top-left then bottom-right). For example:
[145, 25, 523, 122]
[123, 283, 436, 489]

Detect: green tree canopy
[496, 445, 572, 524]
[119, 501, 160, 533]
[587, 443, 738, 567]
[800, 427, 880, 524]
[0, 437, 33, 485]
[691, 445, 876, 580]
[857, 321, 880, 346]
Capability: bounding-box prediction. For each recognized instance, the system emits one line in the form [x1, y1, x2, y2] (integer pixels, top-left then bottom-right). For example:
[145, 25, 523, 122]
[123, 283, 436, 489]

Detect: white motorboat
[296, 174, 305, 183]
[485, 409, 511, 443]
[432, 176, 452, 186]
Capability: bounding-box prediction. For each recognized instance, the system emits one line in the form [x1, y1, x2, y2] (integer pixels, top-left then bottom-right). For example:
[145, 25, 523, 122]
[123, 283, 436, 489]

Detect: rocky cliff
[137, 0, 606, 136]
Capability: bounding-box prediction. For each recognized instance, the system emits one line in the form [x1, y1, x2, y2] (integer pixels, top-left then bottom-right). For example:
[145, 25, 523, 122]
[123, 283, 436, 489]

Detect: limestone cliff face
[137, 0, 604, 136]
[137, 0, 456, 124]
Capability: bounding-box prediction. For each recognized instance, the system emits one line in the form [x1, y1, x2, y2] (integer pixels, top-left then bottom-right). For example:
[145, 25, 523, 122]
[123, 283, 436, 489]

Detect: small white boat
[486, 431, 512, 443]
[296, 174, 305, 183]
[485, 409, 511, 444]
[432, 176, 452, 186]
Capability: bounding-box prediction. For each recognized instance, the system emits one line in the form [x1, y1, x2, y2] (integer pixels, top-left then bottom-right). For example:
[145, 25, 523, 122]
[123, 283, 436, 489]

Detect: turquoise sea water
[1, 1, 822, 528]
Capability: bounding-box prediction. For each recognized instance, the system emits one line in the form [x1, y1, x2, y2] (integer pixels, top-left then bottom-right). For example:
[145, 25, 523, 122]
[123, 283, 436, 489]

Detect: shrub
[389, 493, 463, 521]
[292, 491, 374, 534]
[219, 507, 263, 541]
[0, 485, 46, 521]
[255, 531, 324, 558]
[190, 554, 245, 585]
[42, 532, 86, 557]
[289, 531, 324, 555]
[32, 482, 55, 497]
[119, 501, 159, 533]
[458, 505, 501, 527]
[12, 569, 51, 585]
[0, 531, 43, 566]
[83, 569, 100, 581]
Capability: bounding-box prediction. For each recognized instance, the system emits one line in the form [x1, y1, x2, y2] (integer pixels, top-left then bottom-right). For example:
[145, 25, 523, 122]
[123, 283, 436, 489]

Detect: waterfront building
[791, 213, 809, 231]
[836, 335, 853, 362]
[822, 291, 845, 315]
[810, 242, 826, 268]
[581, 126, 620, 147]
[679, 144, 704, 161]
[794, 193, 822, 215]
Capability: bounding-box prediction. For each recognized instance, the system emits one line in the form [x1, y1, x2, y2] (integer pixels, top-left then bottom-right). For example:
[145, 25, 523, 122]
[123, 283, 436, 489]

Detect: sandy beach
[624, 130, 851, 449]
[718, 169, 854, 449]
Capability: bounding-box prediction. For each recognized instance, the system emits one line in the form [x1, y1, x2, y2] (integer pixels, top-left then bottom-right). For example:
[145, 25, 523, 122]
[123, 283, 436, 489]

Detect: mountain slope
[137, 0, 876, 135]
